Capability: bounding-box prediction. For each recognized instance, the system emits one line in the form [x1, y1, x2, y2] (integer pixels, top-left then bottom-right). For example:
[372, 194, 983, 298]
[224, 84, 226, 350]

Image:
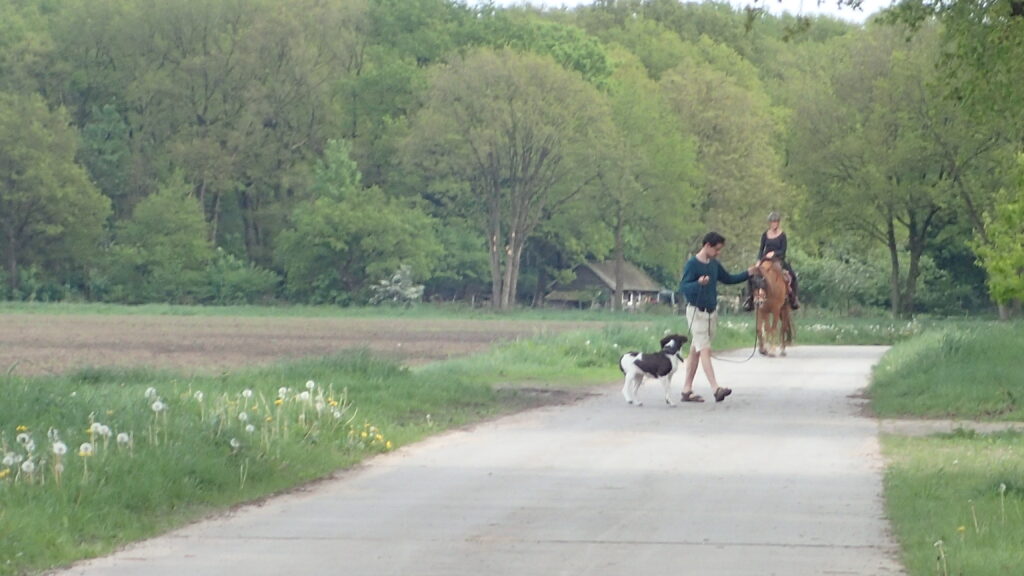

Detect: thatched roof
[582, 260, 664, 292]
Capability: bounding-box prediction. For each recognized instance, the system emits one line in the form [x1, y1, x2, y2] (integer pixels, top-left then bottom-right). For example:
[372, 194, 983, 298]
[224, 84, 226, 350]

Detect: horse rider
[744, 211, 801, 310]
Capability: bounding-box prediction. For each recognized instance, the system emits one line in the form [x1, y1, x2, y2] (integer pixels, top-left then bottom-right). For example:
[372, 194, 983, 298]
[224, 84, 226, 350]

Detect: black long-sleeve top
[758, 231, 788, 261]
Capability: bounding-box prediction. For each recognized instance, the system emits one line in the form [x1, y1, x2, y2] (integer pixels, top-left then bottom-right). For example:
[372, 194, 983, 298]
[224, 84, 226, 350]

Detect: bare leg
[698, 348, 722, 392]
[682, 346, 700, 396]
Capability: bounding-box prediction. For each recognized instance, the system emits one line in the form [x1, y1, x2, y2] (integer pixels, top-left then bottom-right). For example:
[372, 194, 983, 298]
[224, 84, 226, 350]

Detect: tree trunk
[886, 218, 902, 316]
[5, 231, 17, 295]
[209, 190, 221, 244]
[612, 208, 624, 312]
[488, 196, 503, 309]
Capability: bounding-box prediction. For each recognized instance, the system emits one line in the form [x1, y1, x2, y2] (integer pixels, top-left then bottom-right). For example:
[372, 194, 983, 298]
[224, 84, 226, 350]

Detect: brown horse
[752, 259, 794, 357]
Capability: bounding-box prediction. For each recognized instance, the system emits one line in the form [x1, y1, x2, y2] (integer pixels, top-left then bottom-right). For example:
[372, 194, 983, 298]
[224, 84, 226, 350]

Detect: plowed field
[0, 314, 600, 376]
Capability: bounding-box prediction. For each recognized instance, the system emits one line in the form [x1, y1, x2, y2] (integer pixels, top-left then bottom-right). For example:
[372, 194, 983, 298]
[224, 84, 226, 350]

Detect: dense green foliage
[0, 0, 1020, 315]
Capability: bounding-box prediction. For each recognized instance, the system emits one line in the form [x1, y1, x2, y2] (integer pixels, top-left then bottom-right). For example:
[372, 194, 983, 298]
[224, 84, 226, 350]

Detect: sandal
[681, 392, 705, 403]
[714, 387, 733, 403]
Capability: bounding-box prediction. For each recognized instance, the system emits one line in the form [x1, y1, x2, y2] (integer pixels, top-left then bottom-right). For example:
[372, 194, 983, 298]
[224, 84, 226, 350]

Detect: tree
[0, 92, 110, 297]
[597, 47, 701, 309]
[275, 140, 441, 304]
[659, 37, 787, 261]
[973, 156, 1024, 306]
[103, 175, 212, 303]
[404, 48, 613, 309]
[787, 25, 962, 316]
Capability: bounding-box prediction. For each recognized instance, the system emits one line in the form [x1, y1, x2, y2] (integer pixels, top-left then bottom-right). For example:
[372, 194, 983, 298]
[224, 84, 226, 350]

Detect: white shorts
[686, 305, 717, 352]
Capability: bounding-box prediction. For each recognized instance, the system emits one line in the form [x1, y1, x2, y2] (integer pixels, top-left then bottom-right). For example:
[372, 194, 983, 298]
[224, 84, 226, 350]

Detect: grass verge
[870, 321, 1024, 420]
[882, 431, 1024, 575]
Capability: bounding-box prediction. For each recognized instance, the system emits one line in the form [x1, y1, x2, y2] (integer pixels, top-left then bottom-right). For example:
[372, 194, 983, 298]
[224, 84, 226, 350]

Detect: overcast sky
[475, 0, 892, 24]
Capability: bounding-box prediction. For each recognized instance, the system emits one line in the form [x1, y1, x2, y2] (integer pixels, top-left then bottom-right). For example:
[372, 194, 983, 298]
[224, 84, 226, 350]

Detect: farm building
[545, 260, 667, 310]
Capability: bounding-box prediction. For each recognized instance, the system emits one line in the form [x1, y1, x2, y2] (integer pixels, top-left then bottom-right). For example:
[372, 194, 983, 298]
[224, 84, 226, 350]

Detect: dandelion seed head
[25, 441, 36, 453]
[16, 433, 30, 445]
[229, 438, 240, 449]
[242, 389, 253, 398]
[145, 387, 158, 399]
[90, 422, 103, 434]
[278, 387, 288, 398]
[2, 453, 14, 467]
[99, 425, 112, 438]
[238, 412, 249, 422]
[52, 442, 67, 456]
[151, 400, 165, 413]
[48, 428, 60, 442]
[116, 433, 130, 445]
[332, 410, 343, 419]
[194, 391, 204, 402]
[21, 460, 35, 474]
[306, 380, 316, 390]
[79, 443, 94, 457]
[299, 391, 310, 401]
[245, 424, 255, 433]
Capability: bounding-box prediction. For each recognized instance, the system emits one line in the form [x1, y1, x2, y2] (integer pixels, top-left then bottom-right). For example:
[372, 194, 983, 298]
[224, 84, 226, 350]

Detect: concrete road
[54, 346, 904, 576]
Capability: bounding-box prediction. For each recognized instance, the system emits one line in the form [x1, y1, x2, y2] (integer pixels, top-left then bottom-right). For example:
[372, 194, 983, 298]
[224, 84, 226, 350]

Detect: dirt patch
[0, 313, 601, 377]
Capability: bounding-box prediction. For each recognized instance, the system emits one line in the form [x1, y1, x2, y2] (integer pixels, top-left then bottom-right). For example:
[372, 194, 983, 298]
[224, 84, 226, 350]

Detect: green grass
[882, 431, 1024, 575]
[870, 321, 1024, 420]
[0, 350, 553, 576]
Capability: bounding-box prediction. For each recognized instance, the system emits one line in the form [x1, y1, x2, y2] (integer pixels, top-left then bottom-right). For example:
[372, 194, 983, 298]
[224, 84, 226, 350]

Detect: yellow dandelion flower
[274, 398, 283, 406]
[360, 431, 368, 439]
[0, 469, 10, 479]
[251, 406, 259, 413]
[385, 441, 393, 450]
[375, 434, 383, 442]
[957, 526, 966, 533]
[265, 417, 273, 422]
[329, 400, 338, 407]
[16, 425, 28, 432]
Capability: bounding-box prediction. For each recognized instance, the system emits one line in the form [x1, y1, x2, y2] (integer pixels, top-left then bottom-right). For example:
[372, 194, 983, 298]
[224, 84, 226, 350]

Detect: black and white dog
[619, 334, 688, 407]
